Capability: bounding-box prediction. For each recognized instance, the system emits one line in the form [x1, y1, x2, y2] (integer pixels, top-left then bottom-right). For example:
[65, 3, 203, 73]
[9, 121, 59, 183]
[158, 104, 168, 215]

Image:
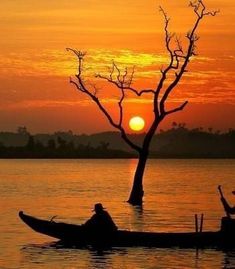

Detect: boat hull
[19, 211, 234, 248]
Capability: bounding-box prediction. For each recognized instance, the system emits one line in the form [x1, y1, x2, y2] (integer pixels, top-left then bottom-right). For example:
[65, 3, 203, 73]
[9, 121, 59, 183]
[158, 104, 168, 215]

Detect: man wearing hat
[84, 203, 118, 233]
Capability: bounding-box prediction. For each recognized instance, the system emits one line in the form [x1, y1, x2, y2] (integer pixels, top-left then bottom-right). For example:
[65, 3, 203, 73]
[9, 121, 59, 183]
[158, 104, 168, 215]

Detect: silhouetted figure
[218, 185, 235, 218]
[84, 203, 118, 233]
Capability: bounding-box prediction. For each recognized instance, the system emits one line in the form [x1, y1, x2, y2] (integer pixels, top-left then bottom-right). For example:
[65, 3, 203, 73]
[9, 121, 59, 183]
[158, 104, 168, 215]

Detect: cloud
[0, 48, 234, 106]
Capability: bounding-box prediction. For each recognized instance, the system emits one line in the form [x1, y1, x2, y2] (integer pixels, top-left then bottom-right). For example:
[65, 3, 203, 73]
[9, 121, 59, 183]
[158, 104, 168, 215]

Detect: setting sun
[129, 116, 145, 131]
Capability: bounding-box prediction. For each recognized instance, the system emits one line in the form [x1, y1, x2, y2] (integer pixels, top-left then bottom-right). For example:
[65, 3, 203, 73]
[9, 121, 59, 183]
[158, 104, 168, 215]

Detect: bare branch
[67, 48, 142, 152]
[120, 128, 142, 152]
[66, 48, 86, 76]
[109, 63, 115, 81]
[158, 0, 218, 116]
[203, 10, 219, 17]
[96, 63, 155, 96]
[122, 67, 128, 84]
[165, 101, 188, 115]
[88, 82, 101, 96]
[159, 6, 174, 60]
[118, 86, 125, 126]
[174, 36, 185, 60]
[189, 1, 201, 17]
[154, 7, 185, 117]
[129, 66, 135, 86]
[67, 49, 119, 127]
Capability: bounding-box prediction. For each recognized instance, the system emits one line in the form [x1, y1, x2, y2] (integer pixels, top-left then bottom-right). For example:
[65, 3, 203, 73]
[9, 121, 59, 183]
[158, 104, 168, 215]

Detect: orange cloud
[0, 0, 234, 132]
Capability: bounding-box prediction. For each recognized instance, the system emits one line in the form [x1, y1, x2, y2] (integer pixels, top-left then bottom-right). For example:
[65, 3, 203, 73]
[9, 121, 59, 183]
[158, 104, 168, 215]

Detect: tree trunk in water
[127, 151, 148, 205]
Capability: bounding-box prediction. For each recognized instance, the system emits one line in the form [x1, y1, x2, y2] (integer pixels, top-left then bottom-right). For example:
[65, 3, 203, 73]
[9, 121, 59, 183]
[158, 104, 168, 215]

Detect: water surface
[1, 159, 235, 268]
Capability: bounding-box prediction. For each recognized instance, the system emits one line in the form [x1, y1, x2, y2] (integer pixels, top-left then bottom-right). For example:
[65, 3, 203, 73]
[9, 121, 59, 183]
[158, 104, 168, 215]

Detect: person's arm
[218, 185, 235, 217]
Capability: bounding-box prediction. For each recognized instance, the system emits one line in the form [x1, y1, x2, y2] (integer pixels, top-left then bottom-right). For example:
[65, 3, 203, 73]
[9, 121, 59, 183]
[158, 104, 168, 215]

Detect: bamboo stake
[195, 214, 198, 233]
[200, 214, 204, 232]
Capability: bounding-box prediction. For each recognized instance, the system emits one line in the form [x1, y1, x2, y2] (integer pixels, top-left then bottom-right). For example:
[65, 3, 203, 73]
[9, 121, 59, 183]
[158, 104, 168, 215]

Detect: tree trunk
[127, 151, 148, 205]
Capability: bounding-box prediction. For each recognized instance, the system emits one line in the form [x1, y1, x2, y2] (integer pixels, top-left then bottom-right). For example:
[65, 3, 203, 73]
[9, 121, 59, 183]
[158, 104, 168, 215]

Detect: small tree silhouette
[67, 0, 218, 205]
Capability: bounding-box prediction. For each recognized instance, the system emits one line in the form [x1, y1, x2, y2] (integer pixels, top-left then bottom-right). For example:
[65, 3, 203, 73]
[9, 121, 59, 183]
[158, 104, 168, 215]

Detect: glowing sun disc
[129, 116, 145, 131]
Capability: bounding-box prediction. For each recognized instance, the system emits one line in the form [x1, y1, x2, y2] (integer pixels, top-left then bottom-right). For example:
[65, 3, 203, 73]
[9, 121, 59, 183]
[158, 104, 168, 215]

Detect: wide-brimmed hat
[92, 203, 106, 211]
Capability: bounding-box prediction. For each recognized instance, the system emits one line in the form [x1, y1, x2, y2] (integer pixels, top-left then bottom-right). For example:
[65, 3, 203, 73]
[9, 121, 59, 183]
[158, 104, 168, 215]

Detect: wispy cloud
[0, 48, 234, 105]
[0, 48, 218, 78]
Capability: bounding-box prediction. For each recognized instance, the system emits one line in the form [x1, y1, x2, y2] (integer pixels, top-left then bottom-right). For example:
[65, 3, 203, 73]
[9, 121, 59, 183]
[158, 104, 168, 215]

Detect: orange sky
[0, 0, 234, 133]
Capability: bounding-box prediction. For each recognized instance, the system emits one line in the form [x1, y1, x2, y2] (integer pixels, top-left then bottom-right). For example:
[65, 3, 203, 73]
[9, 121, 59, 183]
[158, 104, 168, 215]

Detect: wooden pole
[200, 214, 204, 232]
[195, 214, 198, 233]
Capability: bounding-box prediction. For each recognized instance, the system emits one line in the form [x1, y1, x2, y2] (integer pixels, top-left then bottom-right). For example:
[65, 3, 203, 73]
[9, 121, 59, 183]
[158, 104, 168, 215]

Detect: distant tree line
[152, 122, 235, 158]
[0, 124, 235, 158]
[0, 127, 135, 158]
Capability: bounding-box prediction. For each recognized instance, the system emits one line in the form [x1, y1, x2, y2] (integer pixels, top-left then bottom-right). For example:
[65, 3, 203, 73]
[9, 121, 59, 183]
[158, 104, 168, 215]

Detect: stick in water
[195, 214, 198, 233]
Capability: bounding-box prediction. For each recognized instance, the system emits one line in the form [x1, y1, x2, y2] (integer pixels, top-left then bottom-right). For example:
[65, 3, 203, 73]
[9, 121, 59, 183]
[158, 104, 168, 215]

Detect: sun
[129, 116, 145, 132]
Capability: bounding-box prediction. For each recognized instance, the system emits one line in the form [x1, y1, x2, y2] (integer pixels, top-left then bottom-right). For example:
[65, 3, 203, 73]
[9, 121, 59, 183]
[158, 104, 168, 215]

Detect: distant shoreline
[1, 126, 235, 159]
[0, 156, 235, 159]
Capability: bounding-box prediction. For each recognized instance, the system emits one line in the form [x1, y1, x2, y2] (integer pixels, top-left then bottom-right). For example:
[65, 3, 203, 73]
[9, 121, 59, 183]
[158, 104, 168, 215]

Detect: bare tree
[67, 1, 218, 205]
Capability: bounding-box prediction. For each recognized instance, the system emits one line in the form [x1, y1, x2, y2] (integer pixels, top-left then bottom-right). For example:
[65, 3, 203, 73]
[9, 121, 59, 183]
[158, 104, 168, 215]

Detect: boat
[19, 211, 235, 248]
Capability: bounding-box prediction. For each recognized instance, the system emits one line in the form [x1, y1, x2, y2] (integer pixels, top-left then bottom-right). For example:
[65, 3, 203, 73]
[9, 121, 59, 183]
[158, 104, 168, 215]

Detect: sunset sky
[0, 0, 234, 133]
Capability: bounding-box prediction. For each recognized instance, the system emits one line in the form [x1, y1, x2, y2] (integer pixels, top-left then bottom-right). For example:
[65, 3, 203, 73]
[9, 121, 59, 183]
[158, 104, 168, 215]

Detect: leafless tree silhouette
[67, 0, 218, 205]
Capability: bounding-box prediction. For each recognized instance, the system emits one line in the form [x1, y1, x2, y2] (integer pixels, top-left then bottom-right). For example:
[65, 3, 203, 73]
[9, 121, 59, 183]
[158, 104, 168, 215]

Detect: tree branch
[67, 48, 142, 153]
[165, 101, 188, 115]
[96, 73, 155, 96]
[158, 0, 218, 116]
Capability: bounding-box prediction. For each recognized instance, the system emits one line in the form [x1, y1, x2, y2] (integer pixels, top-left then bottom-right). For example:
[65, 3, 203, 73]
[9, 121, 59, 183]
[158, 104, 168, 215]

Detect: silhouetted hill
[0, 125, 235, 158]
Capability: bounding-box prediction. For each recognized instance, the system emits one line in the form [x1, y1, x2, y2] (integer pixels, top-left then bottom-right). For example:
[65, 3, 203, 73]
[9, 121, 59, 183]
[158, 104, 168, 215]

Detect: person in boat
[83, 203, 118, 233]
[218, 185, 235, 218]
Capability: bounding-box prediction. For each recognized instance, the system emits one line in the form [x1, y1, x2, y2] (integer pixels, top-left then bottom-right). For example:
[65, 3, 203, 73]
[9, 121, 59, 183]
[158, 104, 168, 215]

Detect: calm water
[1, 159, 235, 269]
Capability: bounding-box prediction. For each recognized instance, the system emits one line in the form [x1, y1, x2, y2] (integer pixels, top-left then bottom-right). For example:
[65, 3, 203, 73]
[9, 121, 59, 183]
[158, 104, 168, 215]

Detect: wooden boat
[19, 211, 235, 248]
